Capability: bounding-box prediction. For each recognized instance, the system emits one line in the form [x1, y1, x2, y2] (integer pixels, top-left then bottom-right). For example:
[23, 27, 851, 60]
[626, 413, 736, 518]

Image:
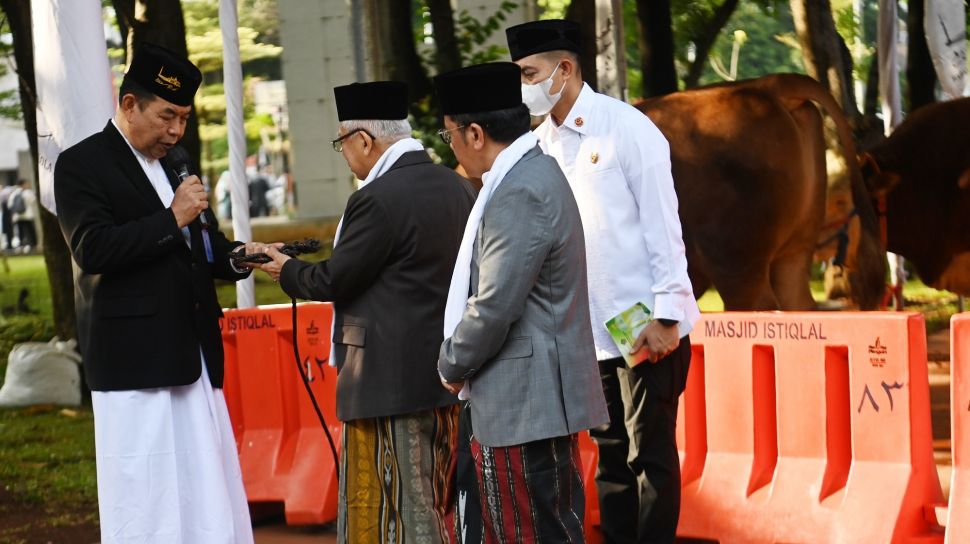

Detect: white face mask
[521, 63, 564, 116]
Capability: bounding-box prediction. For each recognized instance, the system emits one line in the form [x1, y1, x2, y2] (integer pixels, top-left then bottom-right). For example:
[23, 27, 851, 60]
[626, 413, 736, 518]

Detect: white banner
[31, 0, 114, 214]
[220, 0, 255, 308]
[877, 0, 903, 133]
[925, 0, 968, 99]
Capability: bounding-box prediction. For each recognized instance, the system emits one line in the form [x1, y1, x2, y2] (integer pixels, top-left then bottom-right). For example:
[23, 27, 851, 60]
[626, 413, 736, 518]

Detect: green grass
[696, 277, 960, 317]
[0, 255, 53, 320]
[0, 251, 328, 313]
[0, 313, 90, 538]
[0, 407, 97, 522]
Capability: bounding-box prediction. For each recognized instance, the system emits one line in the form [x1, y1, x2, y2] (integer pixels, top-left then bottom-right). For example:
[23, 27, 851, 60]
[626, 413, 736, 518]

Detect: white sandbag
[0, 337, 82, 407]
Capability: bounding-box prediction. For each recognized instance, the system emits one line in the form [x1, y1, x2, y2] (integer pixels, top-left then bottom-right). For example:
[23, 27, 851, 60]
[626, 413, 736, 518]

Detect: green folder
[604, 302, 652, 367]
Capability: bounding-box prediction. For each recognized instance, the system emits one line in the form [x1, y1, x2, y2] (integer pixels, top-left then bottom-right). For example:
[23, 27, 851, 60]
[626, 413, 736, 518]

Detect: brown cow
[636, 74, 885, 310]
[863, 97, 970, 295]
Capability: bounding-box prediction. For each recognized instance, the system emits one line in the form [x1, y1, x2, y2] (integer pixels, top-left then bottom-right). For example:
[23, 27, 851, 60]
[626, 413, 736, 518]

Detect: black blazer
[54, 121, 249, 391]
[280, 150, 476, 421]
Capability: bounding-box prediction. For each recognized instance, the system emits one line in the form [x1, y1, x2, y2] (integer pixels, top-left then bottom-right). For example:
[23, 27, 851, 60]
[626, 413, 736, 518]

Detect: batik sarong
[471, 433, 585, 543]
[338, 404, 459, 544]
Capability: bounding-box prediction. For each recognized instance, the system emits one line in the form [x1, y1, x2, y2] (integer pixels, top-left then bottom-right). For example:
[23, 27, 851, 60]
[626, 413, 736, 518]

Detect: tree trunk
[684, 0, 741, 88]
[790, 0, 861, 123]
[112, 0, 201, 169]
[370, 0, 433, 120]
[636, 0, 678, 96]
[864, 52, 880, 117]
[566, 0, 598, 90]
[906, 0, 936, 111]
[0, 0, 77, 342]
[426, 0, 461, 74]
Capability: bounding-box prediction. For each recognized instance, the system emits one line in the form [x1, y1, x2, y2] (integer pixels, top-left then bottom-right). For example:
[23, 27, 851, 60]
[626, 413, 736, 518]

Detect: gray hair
[339, 118, 412, 143]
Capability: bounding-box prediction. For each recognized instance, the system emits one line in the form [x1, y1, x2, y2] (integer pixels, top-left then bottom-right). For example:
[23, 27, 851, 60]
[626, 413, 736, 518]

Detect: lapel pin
[591, 152, 599, 164]
[574, 117, 584, 127]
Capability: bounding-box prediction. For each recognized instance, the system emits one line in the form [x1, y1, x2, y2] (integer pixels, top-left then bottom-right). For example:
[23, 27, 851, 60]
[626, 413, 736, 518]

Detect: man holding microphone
[55, 43, 264, 543]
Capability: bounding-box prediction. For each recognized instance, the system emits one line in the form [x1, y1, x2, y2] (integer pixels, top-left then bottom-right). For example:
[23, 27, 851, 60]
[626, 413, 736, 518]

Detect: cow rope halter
[860, 152, 903, 309]
[817, 207, 857, 267]
[859, 151, 888, 250]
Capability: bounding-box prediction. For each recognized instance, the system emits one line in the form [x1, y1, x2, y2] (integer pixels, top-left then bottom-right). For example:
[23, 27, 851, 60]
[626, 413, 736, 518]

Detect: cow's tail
[743, 73, 861, 189]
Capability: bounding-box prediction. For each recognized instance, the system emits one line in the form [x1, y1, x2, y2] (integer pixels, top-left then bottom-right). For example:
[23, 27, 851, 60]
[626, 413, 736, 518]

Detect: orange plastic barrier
[675, 312, 944, 543]
[221, 302, 340, 524]
[578, 431, 602, 543]
[946, 313, 970, 543]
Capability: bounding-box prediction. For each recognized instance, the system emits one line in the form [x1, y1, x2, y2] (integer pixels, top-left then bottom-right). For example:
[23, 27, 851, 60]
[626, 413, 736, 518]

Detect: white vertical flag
[220, 0, 255, 308]
[32, 0, 114, 214]
[877, 0, 906, 304]
[877, 0, 903, 133]
[924, 0, 968, 99]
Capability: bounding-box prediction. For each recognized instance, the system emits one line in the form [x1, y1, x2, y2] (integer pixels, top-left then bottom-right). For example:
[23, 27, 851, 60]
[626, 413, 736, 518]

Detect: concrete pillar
[279, 0, 535, 220]
[278, 0, 364, 219]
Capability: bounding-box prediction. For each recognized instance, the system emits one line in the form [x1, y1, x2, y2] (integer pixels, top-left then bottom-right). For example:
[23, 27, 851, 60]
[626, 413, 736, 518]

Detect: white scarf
[443, 131, 539, 398]
[332, 136, 425, 247]
[329, 136, 425, 367]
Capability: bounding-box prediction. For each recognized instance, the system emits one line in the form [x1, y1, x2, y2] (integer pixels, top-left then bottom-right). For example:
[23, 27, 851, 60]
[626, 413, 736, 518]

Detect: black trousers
[14, 219, 36, 248]
[0, 205, 12, 249]
[589, 338, 691, 544]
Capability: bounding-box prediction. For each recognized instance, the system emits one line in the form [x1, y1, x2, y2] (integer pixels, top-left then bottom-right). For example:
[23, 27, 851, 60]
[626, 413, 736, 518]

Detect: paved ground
[928, 328, 953, 502]
[253, 523, 337, 543]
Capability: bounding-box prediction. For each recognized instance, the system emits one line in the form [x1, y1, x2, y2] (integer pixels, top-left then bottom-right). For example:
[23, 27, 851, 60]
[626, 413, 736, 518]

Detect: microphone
[168, 146, 215, 263]
[167, 146, 204, 215]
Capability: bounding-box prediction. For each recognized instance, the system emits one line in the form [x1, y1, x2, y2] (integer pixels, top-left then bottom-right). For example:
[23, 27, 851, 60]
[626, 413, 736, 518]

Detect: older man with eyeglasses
[257, 81, 476, 544]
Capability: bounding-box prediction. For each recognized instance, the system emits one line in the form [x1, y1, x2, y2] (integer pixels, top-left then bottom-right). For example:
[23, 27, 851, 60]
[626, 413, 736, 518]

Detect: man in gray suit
[435, 62, 608, 542]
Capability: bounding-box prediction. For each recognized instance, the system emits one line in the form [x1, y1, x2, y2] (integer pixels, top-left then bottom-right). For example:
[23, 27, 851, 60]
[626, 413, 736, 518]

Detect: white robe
[92, 123, 252, 543]
[91, 351, 253, 544]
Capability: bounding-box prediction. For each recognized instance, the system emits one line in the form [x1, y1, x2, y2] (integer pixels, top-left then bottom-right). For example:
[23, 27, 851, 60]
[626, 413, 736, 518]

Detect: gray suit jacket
[438, 146, 609, 447]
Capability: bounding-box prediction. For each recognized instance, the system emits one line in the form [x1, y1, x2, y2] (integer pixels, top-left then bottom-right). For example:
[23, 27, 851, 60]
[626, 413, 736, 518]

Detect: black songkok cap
[122, 42, 202, 107]
[333, 81, 409, 121]
[433, 62, 522, 116]
[506, 19, 582, 61]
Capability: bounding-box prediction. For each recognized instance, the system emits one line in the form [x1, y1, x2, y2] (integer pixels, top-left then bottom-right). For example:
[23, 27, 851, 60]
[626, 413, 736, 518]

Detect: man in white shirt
[508, 20, 701, 543]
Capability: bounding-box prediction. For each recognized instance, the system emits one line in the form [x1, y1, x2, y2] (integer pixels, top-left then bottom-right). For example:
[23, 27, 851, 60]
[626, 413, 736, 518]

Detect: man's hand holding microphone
[170, 173, 209, 228]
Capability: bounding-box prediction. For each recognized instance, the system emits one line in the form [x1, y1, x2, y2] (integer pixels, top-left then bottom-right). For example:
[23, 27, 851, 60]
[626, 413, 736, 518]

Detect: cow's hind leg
[712, 264, 780, 311]
[769, 252, 817, 310]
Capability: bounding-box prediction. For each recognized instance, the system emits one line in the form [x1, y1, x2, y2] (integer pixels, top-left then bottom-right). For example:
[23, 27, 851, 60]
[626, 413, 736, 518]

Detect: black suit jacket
[280, 150, 476, 421]
[54, 121, 249, 391]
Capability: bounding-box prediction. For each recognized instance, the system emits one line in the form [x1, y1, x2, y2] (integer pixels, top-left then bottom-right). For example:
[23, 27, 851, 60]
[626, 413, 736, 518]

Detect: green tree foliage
[539, 1, 808, 97]
[831, 0, 877, 85]
[694, 1, 803, 85]
[0, 14, 22, 120]
[410, 0, 518, 165]
[669, 0, 803, 87]
[538, 0, 570, 20]
[178, 0, 282, 177]
[187, 27, 281, 74]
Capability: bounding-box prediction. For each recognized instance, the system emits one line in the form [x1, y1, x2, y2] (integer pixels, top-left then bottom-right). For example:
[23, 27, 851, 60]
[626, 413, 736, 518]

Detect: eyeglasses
[436, 125, 466, 145]
[332, 128, 375, 152]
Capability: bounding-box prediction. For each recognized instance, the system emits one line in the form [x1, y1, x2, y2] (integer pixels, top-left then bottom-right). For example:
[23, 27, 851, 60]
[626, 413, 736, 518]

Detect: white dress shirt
[534, 83, 700, 360]
[111, 119, 191, 247]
